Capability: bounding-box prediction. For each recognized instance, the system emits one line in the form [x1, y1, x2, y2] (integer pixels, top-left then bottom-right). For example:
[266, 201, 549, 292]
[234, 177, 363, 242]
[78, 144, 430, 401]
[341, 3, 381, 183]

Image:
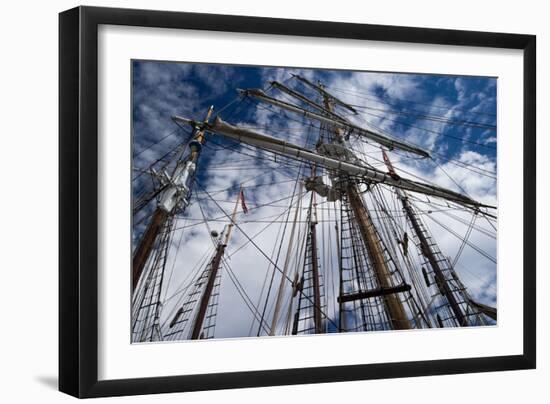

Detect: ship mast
[382, 150, 496, 326]
[291, 168, 324, 335]
[190, 186, 242, 339]
[308, 179, 323, 334]
[381, 150, 467, 326]
[319, 87, 411, 330]
[167, 75, 496, 336]
[132, 106, 214, 291]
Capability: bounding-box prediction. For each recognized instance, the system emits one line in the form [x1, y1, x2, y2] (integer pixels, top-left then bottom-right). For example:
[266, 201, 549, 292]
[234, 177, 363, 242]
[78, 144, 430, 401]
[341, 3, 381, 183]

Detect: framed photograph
[59, 6, 536, 398]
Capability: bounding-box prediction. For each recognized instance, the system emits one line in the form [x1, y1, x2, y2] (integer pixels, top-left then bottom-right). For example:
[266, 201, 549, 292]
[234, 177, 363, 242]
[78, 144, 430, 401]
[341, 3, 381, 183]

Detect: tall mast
[170, 79, 493, 334]
[132, 106, 214, 291]
[291, 183, 325, 335]
[190, 185, 242, 339]
[308, 167, 323, 334]
[382, 150, 469, 326]
[321, 90, 411, 330]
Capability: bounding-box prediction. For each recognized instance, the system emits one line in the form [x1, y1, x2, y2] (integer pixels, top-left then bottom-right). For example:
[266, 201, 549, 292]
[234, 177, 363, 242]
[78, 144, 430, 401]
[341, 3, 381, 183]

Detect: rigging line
[407, 193, 496, 220]
[349, 104, 496, 130]
[204, 145, 303, 172]
[132, 206, 156, 230]
[256, 153, 307, 336]
[352, 118, 496, 183]
[203, 148, 305, 169]
[203, 179, 297, 194]
[133, 184, 169, 217]
[172, 210, 458, 232]
[254, 193, 294, 336]
[327, 86, 497, 117]
[195, 180, 340, 331]
[213, 96, 245, 119]
[197, 180, 295, 198]
[367, 186, 429, 320]
[176, 208, 469, 220]
[354, 150, 426, 170]
[353, 149, 493, 216]
[484, 213, 497, 232]
[357, 109, 496, 150]
[225, 113, 324, 139]
[454, 262, 497, 293]
[433, 158, 471, 198]
[204, 133, 306, 171]
[159, 215, 187, 303]
[196, 199, 305, 210]
[160, 247, 220, 335]
[132, 139, 187, 182]
[170, 192, 308, 233]
[196, 192, 218, 248]
[438, 210, 496, 239]
[195, 192, 305, 214]
[133, 127, 184, 159]
[159, 246, 215, 312]
[246, 98, 327, 136]
[352, 117, 497, 178]
[206, 165, 301, 171]
[452, 213, 477, 267]
[421, 207, 496, 263]
[430, 150, 497, 178]
[221, 260, 272, 335]
[356, 148, 474, 199]
[387, 193, 433, 320]
[217, 92, 256, 125]
[183, 218, 366, 224]
[208, 156, 268, 168]
[196, 169, 290, 196]
[228, 200, 301, 258]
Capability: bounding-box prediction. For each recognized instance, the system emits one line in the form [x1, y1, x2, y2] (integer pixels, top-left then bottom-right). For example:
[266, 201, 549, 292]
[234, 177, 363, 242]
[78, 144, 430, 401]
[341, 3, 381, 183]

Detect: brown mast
[381, 150, 468, 326]
[308, 169, 324, 334]
[321, 92, 411, 330]
[190, 185, 242, 339]
[346, 185, 411, 329]
[132, 106, 214, 291]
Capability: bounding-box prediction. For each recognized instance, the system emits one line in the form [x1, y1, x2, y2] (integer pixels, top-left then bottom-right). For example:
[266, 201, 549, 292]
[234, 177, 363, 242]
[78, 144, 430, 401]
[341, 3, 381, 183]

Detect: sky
[131, 60, 498, 340]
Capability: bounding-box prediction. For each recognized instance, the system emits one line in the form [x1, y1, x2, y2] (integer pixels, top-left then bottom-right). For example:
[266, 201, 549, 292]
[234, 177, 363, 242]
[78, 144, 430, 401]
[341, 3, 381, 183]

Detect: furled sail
[172, 115, 489, 209]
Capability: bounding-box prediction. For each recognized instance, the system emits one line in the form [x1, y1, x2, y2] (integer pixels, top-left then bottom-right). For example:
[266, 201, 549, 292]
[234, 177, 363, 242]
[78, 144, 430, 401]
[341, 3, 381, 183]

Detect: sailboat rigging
[131, 70, 497, 342]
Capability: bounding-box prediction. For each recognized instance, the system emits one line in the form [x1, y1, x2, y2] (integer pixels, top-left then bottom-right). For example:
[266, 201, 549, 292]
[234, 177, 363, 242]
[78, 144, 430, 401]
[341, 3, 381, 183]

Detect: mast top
[292, 74, 358, 114]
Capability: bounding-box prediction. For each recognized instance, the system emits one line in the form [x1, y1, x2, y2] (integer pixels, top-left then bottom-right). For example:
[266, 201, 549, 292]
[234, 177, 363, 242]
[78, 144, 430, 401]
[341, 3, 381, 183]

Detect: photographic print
[131, 61, 497, 343]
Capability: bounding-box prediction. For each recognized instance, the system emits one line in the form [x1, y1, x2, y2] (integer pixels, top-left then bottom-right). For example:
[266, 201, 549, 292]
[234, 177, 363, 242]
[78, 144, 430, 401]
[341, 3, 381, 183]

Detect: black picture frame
[59, 5, 536, 398]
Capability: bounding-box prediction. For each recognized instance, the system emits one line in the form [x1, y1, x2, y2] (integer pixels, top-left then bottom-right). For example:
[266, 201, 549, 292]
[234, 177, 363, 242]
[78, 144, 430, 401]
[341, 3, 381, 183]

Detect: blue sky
[132, 60, 497, 162]
[132, 60, 497, 339]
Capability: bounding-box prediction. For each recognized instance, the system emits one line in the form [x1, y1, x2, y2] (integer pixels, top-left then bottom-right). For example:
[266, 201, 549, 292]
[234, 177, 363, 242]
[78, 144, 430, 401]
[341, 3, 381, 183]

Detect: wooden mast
[132, 106, 214, 291]
[381, 150, 468, 326]
[190, 185, 242, 339]
[346, 185, 411, 329]
[132, 209, 168, 291]
[309, 168, 324, 334]
[322, 92, 411, 330]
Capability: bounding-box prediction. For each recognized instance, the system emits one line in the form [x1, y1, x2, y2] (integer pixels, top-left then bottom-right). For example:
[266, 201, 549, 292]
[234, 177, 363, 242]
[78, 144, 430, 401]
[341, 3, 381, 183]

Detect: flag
[382, 149, 400, 180]
[382, 149, 395, 175]
[240, 189, 249, 214]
